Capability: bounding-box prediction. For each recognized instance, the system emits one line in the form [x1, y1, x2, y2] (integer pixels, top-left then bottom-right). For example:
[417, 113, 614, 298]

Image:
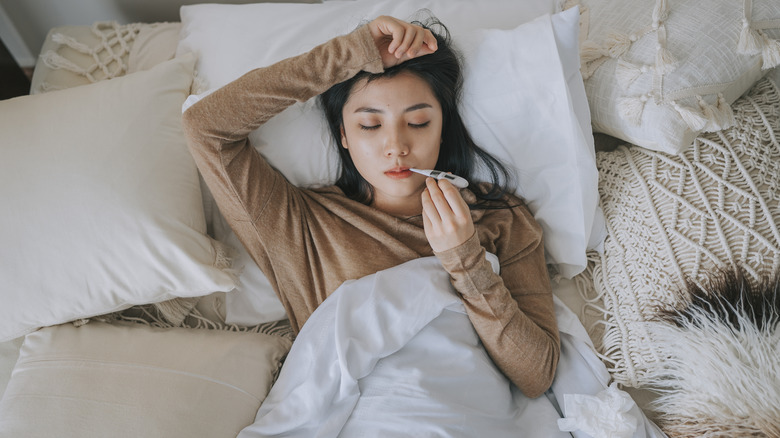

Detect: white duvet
[238, 256, 665, 438]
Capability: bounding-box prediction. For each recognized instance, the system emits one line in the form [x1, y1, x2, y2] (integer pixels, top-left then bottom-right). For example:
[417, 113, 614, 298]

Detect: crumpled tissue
[557, 382, 639, 438]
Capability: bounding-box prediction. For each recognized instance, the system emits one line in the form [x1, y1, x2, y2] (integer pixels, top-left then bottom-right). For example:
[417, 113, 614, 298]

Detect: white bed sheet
[239, 255, 665, 437]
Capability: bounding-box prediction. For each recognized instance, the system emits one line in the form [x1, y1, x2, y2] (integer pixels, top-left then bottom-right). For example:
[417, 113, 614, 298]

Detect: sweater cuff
[435, 233, 498, 298]
[352, 25, 384, 74]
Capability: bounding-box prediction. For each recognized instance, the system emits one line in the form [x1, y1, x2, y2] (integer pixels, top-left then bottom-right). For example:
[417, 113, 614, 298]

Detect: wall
[0, 0, 319, 68]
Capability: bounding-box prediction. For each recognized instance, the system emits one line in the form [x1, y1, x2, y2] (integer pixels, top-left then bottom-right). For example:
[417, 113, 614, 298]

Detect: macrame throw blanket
[582, 76, 780, 388]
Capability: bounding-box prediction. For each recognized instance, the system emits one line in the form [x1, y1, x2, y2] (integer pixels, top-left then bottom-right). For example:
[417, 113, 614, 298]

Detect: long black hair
[319, 15, 516, 209]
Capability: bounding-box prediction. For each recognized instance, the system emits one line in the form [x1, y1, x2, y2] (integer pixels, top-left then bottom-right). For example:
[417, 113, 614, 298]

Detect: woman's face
[340, 71, 443, 216]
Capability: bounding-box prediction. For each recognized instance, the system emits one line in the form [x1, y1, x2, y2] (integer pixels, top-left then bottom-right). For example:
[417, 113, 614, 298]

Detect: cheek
[344, 138, 379, 172]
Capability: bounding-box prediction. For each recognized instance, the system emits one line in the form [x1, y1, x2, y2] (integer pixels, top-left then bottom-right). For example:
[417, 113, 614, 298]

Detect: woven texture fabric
[587, 76, 780, 387]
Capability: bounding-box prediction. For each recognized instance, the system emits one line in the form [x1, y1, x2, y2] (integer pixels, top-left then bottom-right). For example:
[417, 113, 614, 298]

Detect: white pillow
[574, 0, 780, 154]
[0, 54, 237, 342]
[0, 322, 291, 437]
[460, 8, 605, 278]
[177, 1, 603, 324]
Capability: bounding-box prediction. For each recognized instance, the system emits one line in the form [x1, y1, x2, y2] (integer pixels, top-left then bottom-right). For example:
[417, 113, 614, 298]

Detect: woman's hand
[368, 16, 438, 68]
[421, 178, 475, 253]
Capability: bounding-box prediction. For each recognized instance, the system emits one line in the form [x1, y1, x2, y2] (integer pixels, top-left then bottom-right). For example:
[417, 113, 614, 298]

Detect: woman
[182, 15, 559, 398]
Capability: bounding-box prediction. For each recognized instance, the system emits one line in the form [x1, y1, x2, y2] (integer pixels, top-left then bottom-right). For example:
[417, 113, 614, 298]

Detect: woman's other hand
[368, 16, 438, 68]
[421, 178, 475, 253]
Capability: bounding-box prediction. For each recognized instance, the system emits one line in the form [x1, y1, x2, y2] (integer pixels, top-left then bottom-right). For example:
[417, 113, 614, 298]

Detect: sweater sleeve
[181, 24, 382, 228]
[434, 212, 560, 398]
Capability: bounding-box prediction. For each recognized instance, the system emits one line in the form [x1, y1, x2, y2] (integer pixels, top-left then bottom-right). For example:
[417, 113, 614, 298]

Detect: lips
[384, 167, 413, 180]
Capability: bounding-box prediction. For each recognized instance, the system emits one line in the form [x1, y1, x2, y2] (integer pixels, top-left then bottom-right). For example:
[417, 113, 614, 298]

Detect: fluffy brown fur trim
[646, 265, 780, 438]
[660, 266, 780, 333]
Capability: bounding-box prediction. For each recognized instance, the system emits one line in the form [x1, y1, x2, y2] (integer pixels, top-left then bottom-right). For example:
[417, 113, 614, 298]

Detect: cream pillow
[573, 0, 780, 154]
[0, 54, 237, 342]
[585, 76, 780, 388]
[0, 322, 291, 437]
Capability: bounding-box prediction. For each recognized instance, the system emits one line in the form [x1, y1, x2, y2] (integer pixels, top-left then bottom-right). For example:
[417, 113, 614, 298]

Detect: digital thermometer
[409, 168, 469, 189]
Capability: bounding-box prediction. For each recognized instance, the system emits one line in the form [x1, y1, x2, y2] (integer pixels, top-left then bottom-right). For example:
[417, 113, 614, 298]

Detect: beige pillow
[573, 0, 780, 154]
[0, 53, 237, 342]
[585, 76, 780, 387]
[128, 22, 181, 73]
[0, 322, 291, 437]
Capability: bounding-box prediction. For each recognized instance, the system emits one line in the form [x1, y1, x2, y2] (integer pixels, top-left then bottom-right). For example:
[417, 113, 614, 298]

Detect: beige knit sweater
[182, 24, 559, 398]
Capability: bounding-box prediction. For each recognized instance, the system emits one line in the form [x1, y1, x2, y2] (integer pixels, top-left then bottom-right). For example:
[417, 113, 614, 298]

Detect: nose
[383, 127, 410, 157]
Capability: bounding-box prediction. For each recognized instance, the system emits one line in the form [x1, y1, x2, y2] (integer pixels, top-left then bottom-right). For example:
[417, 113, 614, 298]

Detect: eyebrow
[353, 103, 433, 114]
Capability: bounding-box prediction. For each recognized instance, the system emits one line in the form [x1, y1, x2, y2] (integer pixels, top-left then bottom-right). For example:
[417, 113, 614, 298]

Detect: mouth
[384, 167, 413, 180]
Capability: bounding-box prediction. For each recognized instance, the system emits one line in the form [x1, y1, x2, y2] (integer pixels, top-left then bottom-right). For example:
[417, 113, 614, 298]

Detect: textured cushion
[30, 21, 180, 93]
[573, 0, 780, 154]
[585, 76, 780, 387]
[0, 54, 237, 342]
[176, 0, 605, 323]
[31, 22, 148, 94]
[0, 322, 291, 438]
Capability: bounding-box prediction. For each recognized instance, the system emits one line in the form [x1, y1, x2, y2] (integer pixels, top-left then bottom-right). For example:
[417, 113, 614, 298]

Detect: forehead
[344, 71, 440, 112]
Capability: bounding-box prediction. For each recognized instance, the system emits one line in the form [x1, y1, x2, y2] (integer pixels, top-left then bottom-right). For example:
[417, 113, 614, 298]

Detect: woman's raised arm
[180, 25, 384, 225]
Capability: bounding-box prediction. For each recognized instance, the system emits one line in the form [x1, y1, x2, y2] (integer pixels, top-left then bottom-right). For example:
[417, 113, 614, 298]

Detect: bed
[1, 0, 779, 437]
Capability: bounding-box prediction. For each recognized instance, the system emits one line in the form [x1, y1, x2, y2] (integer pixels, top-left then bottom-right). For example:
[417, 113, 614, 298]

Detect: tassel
[153, 298, 201, 327]
[604, 32, 633, 58]
[580, 39, 609, 79]
[655, 24, 677, 74]
[697, 95, 723, 132]
[738, 19, 764, 55]
[615, 59, 648, 89]
[655, 46, 677, 74]
[40, 50, 87, 75]
[673, 101, 709, 131]
[51, 32, 94, 54]
[714, 94, 736, 129]
[581, 60, 602, 81]
[761, 35, 780, 70]
[618, 94, 650, 126]
[652, 0, 669, 23]
[580, 39, 606, 64]
[35, 81, 64, 94]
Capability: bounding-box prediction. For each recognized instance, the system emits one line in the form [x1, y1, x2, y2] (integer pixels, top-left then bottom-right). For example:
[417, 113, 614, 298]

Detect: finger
[405, 28, 426, 58]
[394, 25, 419, 58]
[384, 21, 405, 55]
[421, 205, 433, 232]
[420, 186, 442, 225]
[437, 179, 470, 219]
[422, 29, 438, 53]
[426, 177, 455, 220]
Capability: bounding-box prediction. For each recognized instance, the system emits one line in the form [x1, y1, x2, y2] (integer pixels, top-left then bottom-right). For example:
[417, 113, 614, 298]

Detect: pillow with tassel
[569, 0, 780, 154]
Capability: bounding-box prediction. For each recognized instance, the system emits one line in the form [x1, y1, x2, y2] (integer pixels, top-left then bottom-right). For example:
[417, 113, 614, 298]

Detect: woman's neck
[371, 195, 423, 218]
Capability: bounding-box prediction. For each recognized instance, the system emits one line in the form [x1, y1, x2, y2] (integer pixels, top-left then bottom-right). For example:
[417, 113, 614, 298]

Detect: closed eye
[410, 122, 430, 129]
[359, 124, 381, 131]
